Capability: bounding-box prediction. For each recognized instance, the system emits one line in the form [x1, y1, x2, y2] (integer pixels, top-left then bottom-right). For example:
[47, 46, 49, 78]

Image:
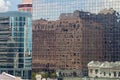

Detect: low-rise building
[0, 72, 22, 80]
[36, 74, 57, 80]
[88, 61, 120, 78]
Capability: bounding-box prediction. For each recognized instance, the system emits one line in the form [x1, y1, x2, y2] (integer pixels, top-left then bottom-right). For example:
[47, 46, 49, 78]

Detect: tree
[50, 72, 57, 78]
[32, 72, 36, 80]
[41, 72, 49, 78]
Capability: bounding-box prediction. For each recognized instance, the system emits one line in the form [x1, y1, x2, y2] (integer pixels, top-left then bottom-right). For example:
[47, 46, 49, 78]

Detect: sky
[33, 0, 84, 20]
[33, 0, 120, 20]
[0, 0, 21, 12]
[0, 0, 120, 20]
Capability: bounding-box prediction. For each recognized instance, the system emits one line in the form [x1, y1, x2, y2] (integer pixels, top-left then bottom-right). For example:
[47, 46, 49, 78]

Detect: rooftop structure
[22, 0, 32, 4]
[18, 0, 32, 14]
[88, 61, 120, 68]
[99, 8, 115, 14]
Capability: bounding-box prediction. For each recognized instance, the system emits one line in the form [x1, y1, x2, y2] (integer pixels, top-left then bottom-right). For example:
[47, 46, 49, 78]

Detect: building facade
[18, 0, 32, 13]
[88, 61, 120, 78]
[32, 11, 103, 76]
[32, 0, 120, 77]
[99, 9, 120, 61]
[0, 11, 32, 79]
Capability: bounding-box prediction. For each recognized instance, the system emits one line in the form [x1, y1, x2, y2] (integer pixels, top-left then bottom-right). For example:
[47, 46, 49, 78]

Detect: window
[95, 69, 98, 74]
[109, 73, 111, 76]
[90, 69, 93, 73]
[104, 72, 106, 76]
[114, 72, 117, 77]
[118, 72, 120, 77]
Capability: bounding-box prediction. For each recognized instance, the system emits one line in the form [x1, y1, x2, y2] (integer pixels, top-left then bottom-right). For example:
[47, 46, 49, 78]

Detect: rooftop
[0, 72, 22, 80]
[0, 11, 31, 17]
[88, 61, 120, 68]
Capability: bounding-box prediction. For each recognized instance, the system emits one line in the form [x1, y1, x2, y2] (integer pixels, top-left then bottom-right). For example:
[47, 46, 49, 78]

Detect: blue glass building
[0, 11, 32, 79]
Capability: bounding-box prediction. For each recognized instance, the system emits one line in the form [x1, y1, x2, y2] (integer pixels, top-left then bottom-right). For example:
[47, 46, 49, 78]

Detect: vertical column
[13, 70, 15, 76]
[116, 72, 118, 78]
[21, 70, 23, 78]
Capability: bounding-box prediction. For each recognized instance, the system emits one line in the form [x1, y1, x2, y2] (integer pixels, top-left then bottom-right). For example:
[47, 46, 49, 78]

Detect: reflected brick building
[32, 10, 103, 76]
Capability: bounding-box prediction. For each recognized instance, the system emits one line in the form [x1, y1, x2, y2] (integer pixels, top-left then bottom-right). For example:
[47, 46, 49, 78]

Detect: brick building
[32, 11, 103, 76]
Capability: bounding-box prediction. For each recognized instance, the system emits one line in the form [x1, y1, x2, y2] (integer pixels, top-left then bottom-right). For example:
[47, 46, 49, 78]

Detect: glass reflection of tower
[0, 11, 32, 79]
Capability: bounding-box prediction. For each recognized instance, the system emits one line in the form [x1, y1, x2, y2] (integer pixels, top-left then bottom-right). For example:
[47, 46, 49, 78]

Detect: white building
[88, 61, 120, 78]
[36, 74, 57, 80]
[36, 74, 42, 80]
[0, 72, 22, 80]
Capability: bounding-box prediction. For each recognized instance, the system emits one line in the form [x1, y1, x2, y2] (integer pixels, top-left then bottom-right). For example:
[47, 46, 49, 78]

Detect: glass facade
[32, 0, 120, 78]
[0, 11, 32, 79]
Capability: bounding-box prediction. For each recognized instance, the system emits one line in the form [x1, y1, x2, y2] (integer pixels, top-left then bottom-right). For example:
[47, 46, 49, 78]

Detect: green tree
[42, 72, 49, 78]
[50, 72, 57, 78]
[32, 72, 36, 80]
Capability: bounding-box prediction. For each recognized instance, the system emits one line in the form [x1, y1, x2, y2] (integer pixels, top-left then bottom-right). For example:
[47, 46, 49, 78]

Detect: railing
[18, 4, 32, 8]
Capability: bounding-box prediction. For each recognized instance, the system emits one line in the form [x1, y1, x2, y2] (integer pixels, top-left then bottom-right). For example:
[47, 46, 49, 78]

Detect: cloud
[0, 0, 11, 12]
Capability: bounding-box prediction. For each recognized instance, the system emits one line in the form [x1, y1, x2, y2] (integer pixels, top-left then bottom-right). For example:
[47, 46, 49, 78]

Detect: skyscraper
[0, 11, 32, 79]
[18, 0, 32, 14]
